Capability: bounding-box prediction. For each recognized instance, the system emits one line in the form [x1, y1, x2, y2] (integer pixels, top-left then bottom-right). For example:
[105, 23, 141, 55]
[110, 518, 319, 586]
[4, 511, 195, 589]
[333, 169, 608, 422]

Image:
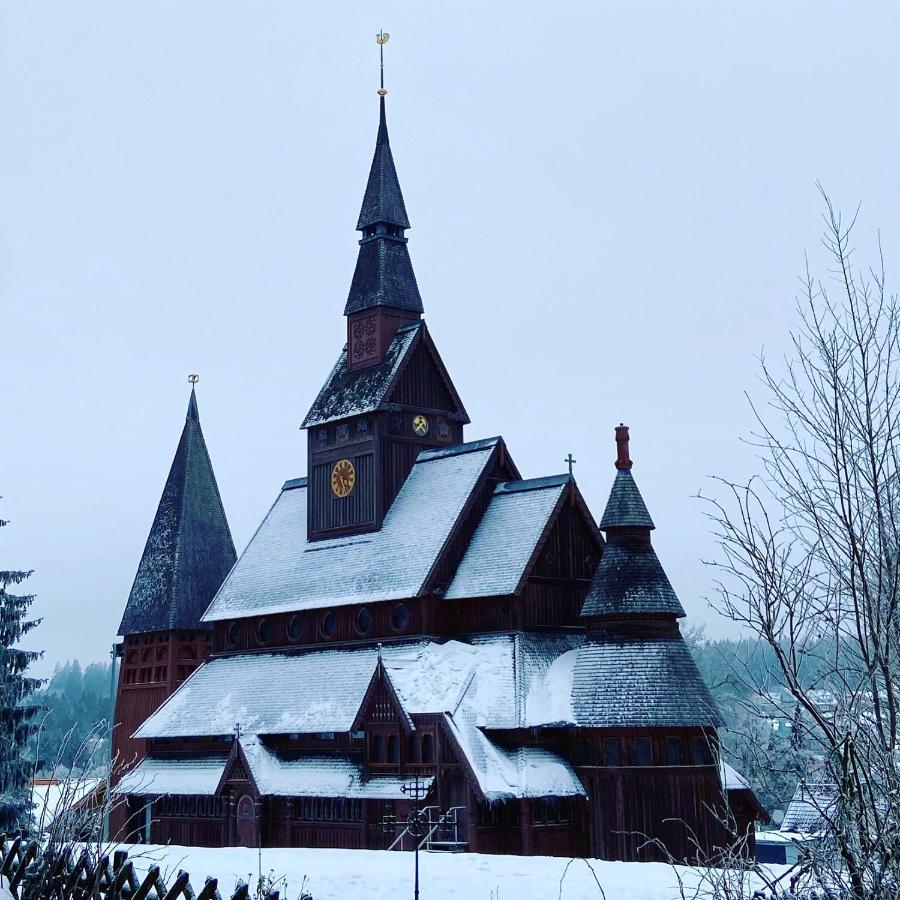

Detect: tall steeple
[118, 385, 237, 635]
[344, 80, 423, 326]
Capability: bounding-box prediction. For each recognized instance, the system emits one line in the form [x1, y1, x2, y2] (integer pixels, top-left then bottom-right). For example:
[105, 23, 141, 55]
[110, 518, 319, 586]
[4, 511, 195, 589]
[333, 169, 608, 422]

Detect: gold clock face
[412, 414, 429, 437]
[331, 459, 356, 498]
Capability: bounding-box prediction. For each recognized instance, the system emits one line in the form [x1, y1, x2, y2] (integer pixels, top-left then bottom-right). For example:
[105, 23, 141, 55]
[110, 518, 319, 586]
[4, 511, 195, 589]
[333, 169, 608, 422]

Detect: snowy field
[117, 844, 784, 900]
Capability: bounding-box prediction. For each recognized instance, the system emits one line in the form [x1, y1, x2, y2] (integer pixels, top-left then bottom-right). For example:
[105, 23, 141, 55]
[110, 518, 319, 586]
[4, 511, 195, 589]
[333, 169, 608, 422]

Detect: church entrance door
[236, 795, 256, 847]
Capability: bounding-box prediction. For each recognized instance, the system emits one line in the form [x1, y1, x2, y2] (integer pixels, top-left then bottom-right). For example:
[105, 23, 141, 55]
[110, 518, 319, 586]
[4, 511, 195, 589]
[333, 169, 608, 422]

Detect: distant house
[756, 781, 835, 864]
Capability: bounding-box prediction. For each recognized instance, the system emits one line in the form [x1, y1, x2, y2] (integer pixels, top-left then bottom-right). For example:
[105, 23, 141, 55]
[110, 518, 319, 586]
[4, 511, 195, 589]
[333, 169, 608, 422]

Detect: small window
[372, 734, 385, 763]
[691, 736, 712, 765]
[421, 732, 435, 764]
[356, 607, 373, 635]
[288, 615, 303, 641]
[387, 734, 400, 764]
[256, 619, 271, 644]
[666, 737, 682, 766]
[407, 733, 419, 763]
[227, 622, 241, 646]
[603, 739, 621, 767]
[321, 611, 337, 637]
[391, 602, 410, 631]
[634, 738, 652, 766]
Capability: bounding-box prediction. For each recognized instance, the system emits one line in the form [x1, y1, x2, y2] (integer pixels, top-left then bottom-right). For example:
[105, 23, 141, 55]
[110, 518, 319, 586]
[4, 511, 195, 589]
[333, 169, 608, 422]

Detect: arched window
[288, 615, 302, 641]
[421, 732, 435, 764]
[256, 619, 271, 644]
[227, 622, 241, 646]
[407, 733, 419, 763]
[321, 612, 337, 638]
[387, 734, 400, 764]
[391, 603, 410, 631]
[356, 607, 373, 635]
[372, 734, 385, 763]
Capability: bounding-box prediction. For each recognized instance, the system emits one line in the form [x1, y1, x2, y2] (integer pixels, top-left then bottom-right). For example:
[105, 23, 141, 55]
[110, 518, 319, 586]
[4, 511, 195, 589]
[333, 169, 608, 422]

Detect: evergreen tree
[0, 506, 43, 832]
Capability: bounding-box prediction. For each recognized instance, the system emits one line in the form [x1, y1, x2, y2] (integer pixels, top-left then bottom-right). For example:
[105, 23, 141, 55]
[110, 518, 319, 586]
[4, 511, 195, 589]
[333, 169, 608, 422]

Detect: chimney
[614, 423, 633, 470]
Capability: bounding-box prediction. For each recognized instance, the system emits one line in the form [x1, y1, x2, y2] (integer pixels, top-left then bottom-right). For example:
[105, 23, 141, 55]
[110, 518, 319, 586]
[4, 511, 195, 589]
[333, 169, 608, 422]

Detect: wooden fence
[0, 835, 295, 900]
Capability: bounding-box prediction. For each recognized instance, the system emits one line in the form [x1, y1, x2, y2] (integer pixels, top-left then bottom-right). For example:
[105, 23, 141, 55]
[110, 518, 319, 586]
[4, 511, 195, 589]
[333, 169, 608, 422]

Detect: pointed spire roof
[599, 469, 655, 530]
[356, 98, 410, 231]
[582, 425, 683, 619]
[344, 96, 423, 317]
[598, 426, 654, 529]
[118, 389, 236, 635]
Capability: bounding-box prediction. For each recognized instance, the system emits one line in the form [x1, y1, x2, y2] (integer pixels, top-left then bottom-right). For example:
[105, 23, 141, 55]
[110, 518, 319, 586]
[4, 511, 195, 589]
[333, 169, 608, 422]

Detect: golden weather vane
[376, 30, 390, 96]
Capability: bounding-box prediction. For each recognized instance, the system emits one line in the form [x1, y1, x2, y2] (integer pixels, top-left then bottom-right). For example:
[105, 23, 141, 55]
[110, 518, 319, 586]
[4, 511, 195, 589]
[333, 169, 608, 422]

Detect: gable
[385, 328, 468, 421]
[444, 479, 602, 600]
[351, 661, 414, 733]
[215, 740, 259, 797]
[532, 488, 603, 582]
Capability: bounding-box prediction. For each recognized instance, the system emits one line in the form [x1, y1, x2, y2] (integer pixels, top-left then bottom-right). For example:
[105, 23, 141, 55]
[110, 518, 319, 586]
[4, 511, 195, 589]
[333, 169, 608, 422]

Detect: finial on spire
[376, 31, 390, 96]
[564, 453, 577, 476]
[187, 374, 200, 421]
[614, 423, 633, 470]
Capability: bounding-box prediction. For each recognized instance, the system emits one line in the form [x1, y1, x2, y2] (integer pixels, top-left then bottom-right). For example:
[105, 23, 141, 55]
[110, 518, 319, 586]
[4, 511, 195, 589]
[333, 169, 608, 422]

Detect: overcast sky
[2, 1, 898, 675]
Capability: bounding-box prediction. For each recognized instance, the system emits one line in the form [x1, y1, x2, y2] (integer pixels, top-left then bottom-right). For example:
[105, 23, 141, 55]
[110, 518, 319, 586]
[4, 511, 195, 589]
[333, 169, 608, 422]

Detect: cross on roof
[564, 453, 577, 476]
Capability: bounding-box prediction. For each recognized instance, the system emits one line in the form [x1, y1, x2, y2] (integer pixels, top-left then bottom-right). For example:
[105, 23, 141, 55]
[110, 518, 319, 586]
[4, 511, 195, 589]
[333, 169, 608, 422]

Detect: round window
[288, 615, 303, 642]
[356, 607, 373, 635]
[321, 612, 337, 638]
[256, 619, 271, 644]
[391, 602, 410, 631]
[227, 622, 241, 646]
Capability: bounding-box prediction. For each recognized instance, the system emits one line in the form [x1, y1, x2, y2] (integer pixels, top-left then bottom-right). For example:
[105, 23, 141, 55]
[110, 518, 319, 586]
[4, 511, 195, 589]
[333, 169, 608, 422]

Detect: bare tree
[705, 191, 900, 899]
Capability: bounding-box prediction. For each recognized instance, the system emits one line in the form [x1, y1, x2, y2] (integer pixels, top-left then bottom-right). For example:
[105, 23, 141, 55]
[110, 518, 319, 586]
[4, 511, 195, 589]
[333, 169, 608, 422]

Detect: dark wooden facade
[113, 93, 760, 862]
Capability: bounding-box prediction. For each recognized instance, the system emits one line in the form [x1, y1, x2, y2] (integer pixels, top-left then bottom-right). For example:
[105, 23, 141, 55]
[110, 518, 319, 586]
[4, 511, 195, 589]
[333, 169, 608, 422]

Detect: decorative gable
[351, 657, 414, 734]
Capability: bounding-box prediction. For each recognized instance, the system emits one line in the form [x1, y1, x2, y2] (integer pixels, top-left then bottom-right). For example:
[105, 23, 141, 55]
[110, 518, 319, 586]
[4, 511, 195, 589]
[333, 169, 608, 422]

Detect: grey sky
[2, 1, 898, 676]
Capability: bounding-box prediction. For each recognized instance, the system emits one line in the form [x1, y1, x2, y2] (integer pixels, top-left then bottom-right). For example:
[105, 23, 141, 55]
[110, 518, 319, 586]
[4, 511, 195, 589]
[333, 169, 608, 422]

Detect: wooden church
[110, 85, 763, 860]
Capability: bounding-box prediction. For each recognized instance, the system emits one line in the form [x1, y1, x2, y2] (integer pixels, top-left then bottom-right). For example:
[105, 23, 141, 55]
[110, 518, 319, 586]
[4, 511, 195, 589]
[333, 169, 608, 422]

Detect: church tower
[301, 94, 468, 540]
[112, 386, 236, 775]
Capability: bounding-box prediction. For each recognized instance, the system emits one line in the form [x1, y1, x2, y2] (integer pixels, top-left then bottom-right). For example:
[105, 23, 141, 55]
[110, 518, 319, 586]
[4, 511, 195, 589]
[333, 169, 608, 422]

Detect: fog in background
[2, 1, 898, 674]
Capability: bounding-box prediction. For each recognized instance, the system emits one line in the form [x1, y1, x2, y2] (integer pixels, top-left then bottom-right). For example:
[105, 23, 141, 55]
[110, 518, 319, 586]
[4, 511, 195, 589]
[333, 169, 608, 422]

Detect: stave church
[109, 70, 764, 860]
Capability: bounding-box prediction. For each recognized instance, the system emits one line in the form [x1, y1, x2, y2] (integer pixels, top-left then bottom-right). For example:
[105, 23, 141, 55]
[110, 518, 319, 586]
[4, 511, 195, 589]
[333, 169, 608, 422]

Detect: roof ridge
[494, 473, 571, 495]
[417, 436, 502, 463]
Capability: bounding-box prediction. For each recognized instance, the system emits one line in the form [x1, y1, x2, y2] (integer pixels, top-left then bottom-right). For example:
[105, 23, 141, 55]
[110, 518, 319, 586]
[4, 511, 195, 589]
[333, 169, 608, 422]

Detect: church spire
[118, 382, 237, 635]
[344, 38, 422, 318]
[356, 97, 411, 234]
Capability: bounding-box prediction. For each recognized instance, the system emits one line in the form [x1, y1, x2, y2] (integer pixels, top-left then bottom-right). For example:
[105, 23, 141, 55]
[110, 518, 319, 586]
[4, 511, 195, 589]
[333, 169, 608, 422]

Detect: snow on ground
[117, 844, 781, 900]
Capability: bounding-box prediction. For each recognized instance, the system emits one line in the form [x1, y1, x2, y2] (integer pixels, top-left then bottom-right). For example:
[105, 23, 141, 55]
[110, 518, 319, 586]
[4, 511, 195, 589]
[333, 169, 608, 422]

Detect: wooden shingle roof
[117, 389, 236, 635]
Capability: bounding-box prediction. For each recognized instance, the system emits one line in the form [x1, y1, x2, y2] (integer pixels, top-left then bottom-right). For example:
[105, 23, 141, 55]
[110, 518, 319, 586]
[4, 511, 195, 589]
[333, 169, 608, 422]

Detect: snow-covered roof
[445, 477, 569, 600]
[137, 634, 584, 740]
[31, 778, 102, 829]
[720, 761, 751, 792]
[570, 629, 723, 728]
[781, 782, 836, 835]
[445, 710, 585, 802]
[136, 644, 418, 738]
[202, 438, 501, 621]
[116, 757, 227, 796]
[239, 736, 430, 799]
[301, 322, 422, 428]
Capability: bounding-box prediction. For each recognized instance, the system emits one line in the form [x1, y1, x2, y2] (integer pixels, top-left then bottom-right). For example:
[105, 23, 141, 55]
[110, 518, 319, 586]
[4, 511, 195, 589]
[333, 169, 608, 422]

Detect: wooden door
[236, 795, 256, 848]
